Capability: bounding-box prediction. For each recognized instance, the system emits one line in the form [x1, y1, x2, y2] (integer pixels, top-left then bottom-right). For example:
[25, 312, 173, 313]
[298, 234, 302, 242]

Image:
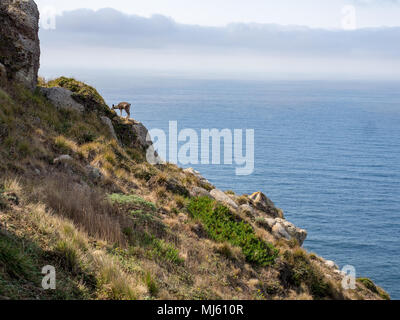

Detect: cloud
[351, 0, 400, 5]
[40, 8, 400, 56]
[39, 8, 400, 79]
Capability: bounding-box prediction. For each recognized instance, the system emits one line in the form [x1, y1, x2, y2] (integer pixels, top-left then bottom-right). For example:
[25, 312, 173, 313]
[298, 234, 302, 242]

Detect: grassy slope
[0, 78, 390, 300]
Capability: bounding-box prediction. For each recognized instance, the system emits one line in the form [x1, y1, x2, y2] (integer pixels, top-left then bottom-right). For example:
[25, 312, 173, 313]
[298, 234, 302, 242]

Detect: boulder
[210, 189, 238, 210]
[275, 218, 308, 246]
[249, 192, 280, 218]
[131, 120, 152, 150]
[239, 204, 254, 216]
[100, 116, 119, 143]
[53, 155, 73, 164]
[256, 217, 277, 231]
[325, 260, 339, 270]
[189, 186, 212, 198]
[272, 223, 291, 241]
[0, 0, 40, 90]
[85, 165, 103, 181]
[184, 168, 211, 185]
[40, 87, 85, 112]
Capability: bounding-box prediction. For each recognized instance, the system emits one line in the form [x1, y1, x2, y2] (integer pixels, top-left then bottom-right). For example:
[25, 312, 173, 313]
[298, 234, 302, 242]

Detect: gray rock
[53, 155, 73, 164]
[85, 165, 103, 181]
[184, 168, 212, 185]
[256, 217, 277, 231]
[0, 0, 40, 90]
[190, 186, 212, 198]
[40, 87, 85, 112]
[272, 223, 291, 240]
[248, 191, 281, 218]
[325, 260, 339, 270]
[264, 218, 277, 229]
[239, 204, 254, 215]
[210, 189, 238, 209]
[131, 120, 152, 149]
[100, 116, 119, 143]
[275, 218, 308, 246]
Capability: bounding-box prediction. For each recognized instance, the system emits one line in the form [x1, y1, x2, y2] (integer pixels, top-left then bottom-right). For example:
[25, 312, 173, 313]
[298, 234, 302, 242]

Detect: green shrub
[109, 193, 157, 212]
[357, 278, 377, 293]
[144, 272, 159, 297]
[188, 197, 278, 266]
[150, 237, 184, 265]
[55, 240, 79, 272]
[357, 278, 390, 300]
[282, 250, 338, 299]
[0, 234, 35, 280]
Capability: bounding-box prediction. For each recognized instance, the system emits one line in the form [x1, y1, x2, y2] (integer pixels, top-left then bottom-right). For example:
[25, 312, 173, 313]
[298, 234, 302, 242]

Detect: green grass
[357, 278, 390, 300]
[282, 249, 339, 299]
[149, 237, 184, 265]
[109, 193, 157, 212]
[188, 197, 278, 266]
[55, 240, 80, 272]
[0, 234, 35, 280]
[144, 272, 159, 297]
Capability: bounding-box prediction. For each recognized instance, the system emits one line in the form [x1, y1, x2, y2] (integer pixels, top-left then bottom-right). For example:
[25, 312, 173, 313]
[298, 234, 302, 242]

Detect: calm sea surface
[88, 77, 400, 299]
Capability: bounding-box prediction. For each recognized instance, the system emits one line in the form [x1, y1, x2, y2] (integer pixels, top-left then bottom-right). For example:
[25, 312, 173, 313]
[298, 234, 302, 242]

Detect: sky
[35, 0, 400, 29]
[36, 0, 400, 80]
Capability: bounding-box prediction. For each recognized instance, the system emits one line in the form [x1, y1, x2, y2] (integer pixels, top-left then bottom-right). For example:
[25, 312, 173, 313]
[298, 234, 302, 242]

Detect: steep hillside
[0, 0, 390, 301]
[0, 78, 389, 300]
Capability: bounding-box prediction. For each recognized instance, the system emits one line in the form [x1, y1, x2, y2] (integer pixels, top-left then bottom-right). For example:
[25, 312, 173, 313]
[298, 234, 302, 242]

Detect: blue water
[84, 76, 400, 299]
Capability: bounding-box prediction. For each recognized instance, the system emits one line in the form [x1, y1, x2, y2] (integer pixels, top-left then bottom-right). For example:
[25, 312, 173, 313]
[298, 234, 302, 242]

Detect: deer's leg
[126, 108, 130, 119]
[120, 109, 123, 117]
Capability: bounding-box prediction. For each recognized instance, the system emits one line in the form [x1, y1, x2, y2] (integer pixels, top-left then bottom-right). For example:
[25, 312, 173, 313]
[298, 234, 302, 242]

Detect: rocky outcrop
[131, 120, 152, 150]
[53, 154, 73, 164]
[184, 168, 211, 185]
[274, 218, 308, 245]
[113, 118, 150, 150]
[189, 186, 212, 198]
[210, 189, 239, 210]
[85, 165, 103, 181]
[100, 116, 119, 143]
[0, 0, 40, 90]
[249, 192, 283, 218]
[40, 87, 85, 112]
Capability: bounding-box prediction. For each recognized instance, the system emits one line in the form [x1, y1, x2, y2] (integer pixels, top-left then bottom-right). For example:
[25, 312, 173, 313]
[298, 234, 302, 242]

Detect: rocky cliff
[0, 1, 390, 300]
[0, 0, 40, 90]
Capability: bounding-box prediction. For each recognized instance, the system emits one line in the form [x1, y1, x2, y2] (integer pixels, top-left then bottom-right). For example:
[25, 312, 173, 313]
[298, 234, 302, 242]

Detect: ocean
[85, 76, 400, 299]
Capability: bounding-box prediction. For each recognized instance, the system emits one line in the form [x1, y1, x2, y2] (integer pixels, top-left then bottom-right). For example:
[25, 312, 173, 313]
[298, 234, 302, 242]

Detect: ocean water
[95, 77, 400, 299]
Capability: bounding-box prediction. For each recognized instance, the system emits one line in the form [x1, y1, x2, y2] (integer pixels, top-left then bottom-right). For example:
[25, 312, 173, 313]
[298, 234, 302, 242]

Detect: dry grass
[35, 175, 125, 246]
[2, 176, 22, 194]
[1, 178, 144, 300]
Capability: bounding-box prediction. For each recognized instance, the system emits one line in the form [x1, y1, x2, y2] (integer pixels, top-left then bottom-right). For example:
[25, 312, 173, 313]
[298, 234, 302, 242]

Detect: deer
[112, 102, 131, 119]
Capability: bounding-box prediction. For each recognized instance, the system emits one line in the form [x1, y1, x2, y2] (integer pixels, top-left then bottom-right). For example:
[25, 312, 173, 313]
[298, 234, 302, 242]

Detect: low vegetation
[0, 78, 390, 300]
[188, 197, 279, 266]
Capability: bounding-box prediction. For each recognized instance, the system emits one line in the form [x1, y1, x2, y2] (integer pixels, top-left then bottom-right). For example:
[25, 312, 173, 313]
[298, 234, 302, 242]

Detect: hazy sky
[36, 1, 400, 80]
[35, 0, 400, 28]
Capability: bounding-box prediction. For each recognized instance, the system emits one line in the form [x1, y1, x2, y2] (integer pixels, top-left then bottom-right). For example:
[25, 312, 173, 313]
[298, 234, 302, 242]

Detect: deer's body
[112, 102, 131, 119]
